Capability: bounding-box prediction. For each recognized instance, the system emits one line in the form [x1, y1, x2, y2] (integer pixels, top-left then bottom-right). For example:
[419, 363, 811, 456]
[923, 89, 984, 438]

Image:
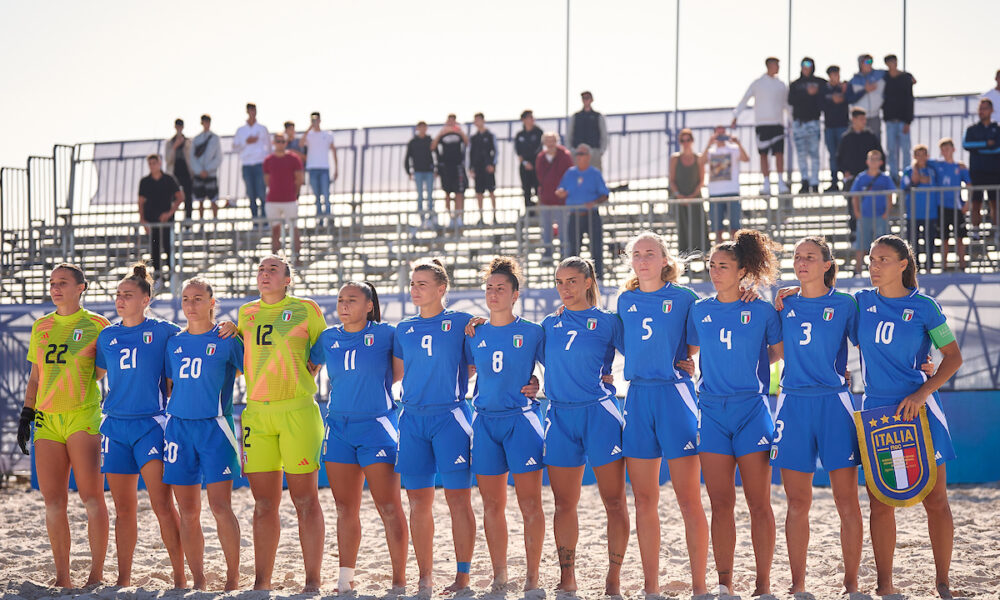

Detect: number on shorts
[875, 320, 894, 345]
[421, 334, 433, 356]
[243, 425, 251, 448]
[255, 324, 273, 346]
[344, 349, 357, 371]
[719, 328, 732, 350]
[492, 350, 503, 373]
[178, 357, 202, 379]
[564, 330, 578, 351]
[119, 347, 137, 370]
[101, 435, 109, 454]
[44, 344, 68, 364]
[641, 317, 653, 341]
[773, 419, 785, 443]
[163, 441, 179, 463]
[800, 322, 812, 346]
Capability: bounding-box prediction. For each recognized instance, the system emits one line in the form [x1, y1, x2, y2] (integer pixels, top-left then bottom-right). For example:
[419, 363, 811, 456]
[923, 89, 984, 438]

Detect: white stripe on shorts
[522, 409, 544, 439]
[837, 391, 854, 419]
[452, 407, 474, 438]
[153, 414, 168, 431]
[376, 415, 400, 443]
[215, 415, 241, 461]
[774, 392, 786, 421]
[675, 382, 699, 419]
[925, 396, 950, 434]
[600, 399, 625, 427]
[760, 394, 775, 424]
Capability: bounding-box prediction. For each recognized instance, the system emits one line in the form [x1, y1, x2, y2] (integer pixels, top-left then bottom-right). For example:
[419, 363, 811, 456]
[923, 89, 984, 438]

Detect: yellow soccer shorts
[241, 396, 324, 474]
[33, 403, 101, 445]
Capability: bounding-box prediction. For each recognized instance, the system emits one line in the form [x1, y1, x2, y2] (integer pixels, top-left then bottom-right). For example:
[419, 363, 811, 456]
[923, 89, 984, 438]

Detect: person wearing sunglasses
[788, 58, 827, 193]
[668, 128, 707, 255]
[848, 54, 887, 144]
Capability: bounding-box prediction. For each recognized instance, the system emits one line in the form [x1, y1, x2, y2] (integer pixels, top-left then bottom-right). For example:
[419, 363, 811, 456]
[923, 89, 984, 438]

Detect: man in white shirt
[232, 103, 271, 222]
[704, 126, 750, 244]
[984, 69, 1000, 124]
[301, 112, 339, 216]
[732, 57, 789, 195]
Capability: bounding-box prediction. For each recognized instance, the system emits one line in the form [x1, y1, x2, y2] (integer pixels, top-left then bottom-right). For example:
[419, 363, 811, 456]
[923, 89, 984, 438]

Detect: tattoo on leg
[557, 546, 575, 571]
[609, 551, 625, 567]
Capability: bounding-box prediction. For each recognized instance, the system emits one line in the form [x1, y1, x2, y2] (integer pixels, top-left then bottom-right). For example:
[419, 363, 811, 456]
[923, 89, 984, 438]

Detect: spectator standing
[930, 138, 971, 270]
[732, 57, 789, 195]
[822, 66, 851, 191]
[850, 150, 896, 275]
[431, 114, 469, 228]
[188, 114, 222, 221]
[567, 92, 609, 171]
[164, 119, 193, 222]
[535, 132, 573, 255]
[962, 98, 1000, 234]
[704, 126, 750, 244]
[405, 121, 437, 227]
[284, 121, 305, 161]
[555, 144, 610, 278]
[515, 110, 544, 208]
[788, 57, 826, 192]
[837, 108, 885, 238]
[668, 128, 707, 254]
[301, 112, 339, 217]
[848, 54, 886, 142]
[983, 70, 1000, 123]
[262, 133, 304, 257]
[469, 113, 497, 225]
[137, 154, 184, 280]
[882, 55, 917, 183]
[901, 145, 938, 269]
[233, 103, 271, 223]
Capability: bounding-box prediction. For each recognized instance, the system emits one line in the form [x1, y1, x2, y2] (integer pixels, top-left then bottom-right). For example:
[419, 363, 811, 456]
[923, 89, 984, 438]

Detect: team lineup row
[19, 230, 962, 599]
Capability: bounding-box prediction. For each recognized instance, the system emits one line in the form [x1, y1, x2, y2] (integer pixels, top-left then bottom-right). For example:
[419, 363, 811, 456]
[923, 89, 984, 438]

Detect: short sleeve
[262, 157, 272, 175]
[95, 335, 107, 370]
[306, 301, 327, 346]
[765, 305, 782, 346]
[26, 321, 39, 364]
[292, 154, 304, 170]
[164, 341, 174, 379]
[686, 310, 700, 346]
[230, 337, 246, 372]
[920, 297, 951, 349]
[308, 333, 325, 367]
[849, 176, 864, 192]
[393, 327, 404, 360]
[557, 169, 572, 189]
[960, 167, 971, 184]
[595, 172, 610, 196]
[901, 168, 913, 190]
[236, 305, 248, 336]
[612, 313, 625, 353]
[534, 328, 545, 366]
[846, 300, 860, 347]
[166, 175, 180, 195]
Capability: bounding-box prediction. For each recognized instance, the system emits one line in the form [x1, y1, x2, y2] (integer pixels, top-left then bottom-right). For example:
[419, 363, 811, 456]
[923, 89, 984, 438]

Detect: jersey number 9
[421, 334, 433, 356]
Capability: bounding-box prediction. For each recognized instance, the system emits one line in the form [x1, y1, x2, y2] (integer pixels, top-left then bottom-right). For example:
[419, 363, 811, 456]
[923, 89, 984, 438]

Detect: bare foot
[937, 582, 953, 599]
[224, 577, 240, 592]
[844, 575, 859, 594]
[490, 569, 509, 592]
[753, 581, 771, 596]
[172, 574, 187, 589]
[115, 576, 130, 587]
[192, 576, 207, 591]
[83, 576, 103, 588]
[605, 576, 621, 596]
[444, 573, 471, 595]
[253, 579, 272, 591]
[789, 582, 806, 594]
[302, 582, 321, 593]
[524, 575, 541, 593]
[874, 583, 899, 596]
[386, 584, 406, 597]
[556, 577, 577, 593]
[417, 575, 433, 598]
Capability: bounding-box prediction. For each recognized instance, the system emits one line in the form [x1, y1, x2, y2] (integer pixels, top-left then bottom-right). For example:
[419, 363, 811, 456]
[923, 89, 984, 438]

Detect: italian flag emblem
[823, 307, 835, 321]
[142, 331, 153, 344]
[281, 310, 293, 322]
[442, 320, 452, 332]
[206, 343, 216, 356]
[740, 311, 751, 325]
[364, 333, 375, 346]
[902, 309, 914, 322]
[72, 329, 83, 342]
[513, 334, 524, 348]
[586, 318, 598, 330]
[878, 444, 920, 490]
[662, 300, 672, 313]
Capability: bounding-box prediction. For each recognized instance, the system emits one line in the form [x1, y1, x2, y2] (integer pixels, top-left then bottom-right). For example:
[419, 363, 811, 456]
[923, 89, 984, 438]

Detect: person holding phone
[704, 126, 750, 244]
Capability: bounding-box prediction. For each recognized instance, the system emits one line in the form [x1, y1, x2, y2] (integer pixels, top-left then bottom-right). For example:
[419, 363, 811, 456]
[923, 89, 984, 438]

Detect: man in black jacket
[568, 92, 608, 170]
[514, 110, 543, 209]
[469, 113, 497, 225]
[405, 121, 436, 226]
[883, 54, 917, 183]
[822, 66, 851, 191]
[788, 57, 827, 192]
[838, 108, 884, 237]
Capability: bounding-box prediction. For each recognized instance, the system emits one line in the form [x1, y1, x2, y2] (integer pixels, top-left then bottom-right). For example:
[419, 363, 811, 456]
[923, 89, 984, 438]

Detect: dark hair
[826, 65, 840, 74]
[259, 254, 293, 280]
[447, 113, 457, 120]
[311, 111, 320, 119]
[146, 153, 160, 162]
[174, 118, 184, 127]
[981, 98, 994, 110]
[121, 261, 153, 297]
[412, 258, 449, 288]
[53, 263, 87, 290]
[481, 256, 522, 291]
[246, 102, 257, 110]
[580, 91, 593, 98]
[795, 236, 837, 288]
[558, 256, 600, 307]
[713, 229, 779, 290]
[417, 120, 427, 127]
[182, 277, 216, 319]
[341, 281, 382, 322]
[873, 234, 918, 289]
[520, 110, 533, 120]
[283, 121, 295, 129]
[201, 114, 211, 122]
[858, 53, 873, 64]
[884, 54, 898, 62]
[623, 231, 683, 290]
[765, 56, 779, 66]
[851, 108, 867, 118]
[474, 112, 484, 120]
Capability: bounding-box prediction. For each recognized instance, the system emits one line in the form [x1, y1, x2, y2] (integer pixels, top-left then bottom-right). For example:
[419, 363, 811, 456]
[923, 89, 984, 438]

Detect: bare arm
[768, 342, 784, 364]
[897, 341, 962, 420]
[392, 356, 404, 383]
[294, 169, 304, 187]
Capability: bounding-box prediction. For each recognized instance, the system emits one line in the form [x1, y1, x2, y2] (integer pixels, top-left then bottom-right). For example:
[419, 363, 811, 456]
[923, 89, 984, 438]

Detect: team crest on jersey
[902, 309, 914, 322]
[72, 329, 83, 342]
[740, 311, 751, 325]
[823, 307, 835, 321]
[364, 333, 375, 346]
[662, 300, 672, 313]
[206, 343, 217, 356]
[513, 334, 523, 348]
[281, 310, 293, 322]
[855, 404, 937, 508]
[586, 318, 598, 330]
[442, 320, 452, 332]
[142, 331, 153, 344]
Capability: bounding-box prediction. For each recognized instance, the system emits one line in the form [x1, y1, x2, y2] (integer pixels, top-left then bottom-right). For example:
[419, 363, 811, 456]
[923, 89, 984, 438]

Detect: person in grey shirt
[188, 114, 223, 220]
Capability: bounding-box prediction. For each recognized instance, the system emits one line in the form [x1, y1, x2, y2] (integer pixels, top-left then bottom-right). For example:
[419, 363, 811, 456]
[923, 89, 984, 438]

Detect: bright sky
[1, 0, 995, 167]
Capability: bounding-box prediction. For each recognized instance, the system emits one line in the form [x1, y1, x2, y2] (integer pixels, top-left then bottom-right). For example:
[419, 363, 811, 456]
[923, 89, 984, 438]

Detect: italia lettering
[874, 429, 915, 447]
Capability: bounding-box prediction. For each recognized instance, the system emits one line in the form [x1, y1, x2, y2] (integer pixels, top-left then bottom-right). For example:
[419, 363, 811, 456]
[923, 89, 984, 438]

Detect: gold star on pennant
[893, 414, 902, 422]
[880, 415, 890, 424]
[869, 418, 877, 427]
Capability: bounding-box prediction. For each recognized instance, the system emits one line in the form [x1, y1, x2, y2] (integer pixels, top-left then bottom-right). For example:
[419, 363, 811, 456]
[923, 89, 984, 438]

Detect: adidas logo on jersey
[627, 304, 637, 312]
[786, 310, 796, 318]
[935, 451, 942, 461]
[332, 341, 340, 349]
[454, 455, 467, 465]
[553, 321, 563, 328]
[611, 445, 621, 455]
[375, 449, 387, 458]
[525, 457, 537, 466]
[848, 452, 855, 461]
[757, 436, 769, 446]
[867, 306, 877, 313]
[477, 340, 487, 348]
[109, 338, 119, 346]
[174, 347, 183, 354]
[701, 315, 712, 323]
[222, 466, 231, 475]
[147, 446, 159, 455]
[405, 327, 415, 334]
[683, 441, 695, 451]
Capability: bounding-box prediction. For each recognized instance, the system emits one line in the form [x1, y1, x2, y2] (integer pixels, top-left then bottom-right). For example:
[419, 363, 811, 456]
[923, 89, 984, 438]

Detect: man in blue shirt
[556, 144, 610, 278]
[901, 145, 938, 269]
[962, 98, 1000, 235]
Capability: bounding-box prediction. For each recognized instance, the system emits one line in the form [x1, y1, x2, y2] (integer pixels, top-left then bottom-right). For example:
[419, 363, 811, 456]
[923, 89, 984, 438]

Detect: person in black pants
[515, 110, 543, 209]
[469, 113, 497, 224]
[138, 154, 184, 279]
[837, 108, 884, 240]
[164, 119, 193, 222]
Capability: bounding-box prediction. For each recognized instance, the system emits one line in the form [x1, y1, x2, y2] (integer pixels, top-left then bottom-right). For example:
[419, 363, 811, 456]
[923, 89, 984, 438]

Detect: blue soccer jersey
[687, 298, 781, 398]
[616, 283, 699, 383]
[164, 327, 244, 419]
[465, 317, 544, 415]
[928, 159, 970, 209]
[541, 307, 623, 407]
[310, 321, 395, 418]
[902, 164, 938, 221]
[855, 288, 956, 400]
[779, 289, 859, 395]
[393, 310, 472, 414]
[96, 318, 180, 418]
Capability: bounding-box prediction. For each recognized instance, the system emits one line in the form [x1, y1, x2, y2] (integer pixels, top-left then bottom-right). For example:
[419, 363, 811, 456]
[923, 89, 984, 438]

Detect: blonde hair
[621, 231, 684, 291]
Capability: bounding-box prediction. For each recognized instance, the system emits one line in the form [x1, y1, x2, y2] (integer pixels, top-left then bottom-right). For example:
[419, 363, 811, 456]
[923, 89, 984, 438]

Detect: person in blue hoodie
[962, 98, 1000, 234]
[848, 54, 887, 142]
[902, 145, 938, 269]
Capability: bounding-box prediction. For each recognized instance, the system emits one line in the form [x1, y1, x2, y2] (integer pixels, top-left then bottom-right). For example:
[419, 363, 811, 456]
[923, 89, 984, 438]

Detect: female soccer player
[163, 278, 243, 591]
[309, 282, 408, 594]
[686, 230, 783, 598]
[856, 235, 962, 598]
[392, 258, 476, 595]
[541, 256, 628, 595]
[95, 263, 185, 587]
[237, 255, 328, 592]
[464, 257, 545, 592]
[770, 237, 863, 595]
[616, 232, 709, 597]
[18, 264, 109, 588]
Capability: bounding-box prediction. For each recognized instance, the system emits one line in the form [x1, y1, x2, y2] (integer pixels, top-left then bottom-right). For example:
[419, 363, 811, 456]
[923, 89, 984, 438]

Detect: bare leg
[406, 486, 435, 595]
[140, 460, 186, 588]
[106, 473, 140, 586]
[172, 484, 206, 589]
[735, 451, 775, 596]
[477, 473, 510, 589]
[443, 486, 475, 592]
[66, 433, 109, 586]
[206, 481, 240, 591]
[287, 470, 325, 592]
[829, 467, 862, 594]
[362, 462, 408, 589]
[593, 459, 629, 596]
[547, 465, 584, 592]
[35, 440, 73, 587]
[781, 468, 812, 594]
[868, 484, 898, 595]
[248, 471, 283, 590]
[270, 224, 281, 253]
[626, 456, 662, 595]
[923, 464, 953, 598]
[700, 452, 737, 592]
[668, 454, 709, 596]
[513, 470, 544, 591]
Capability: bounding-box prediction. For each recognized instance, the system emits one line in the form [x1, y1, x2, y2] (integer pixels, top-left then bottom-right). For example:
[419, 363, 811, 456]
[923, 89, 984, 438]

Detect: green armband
[928, 322, 955, 349]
